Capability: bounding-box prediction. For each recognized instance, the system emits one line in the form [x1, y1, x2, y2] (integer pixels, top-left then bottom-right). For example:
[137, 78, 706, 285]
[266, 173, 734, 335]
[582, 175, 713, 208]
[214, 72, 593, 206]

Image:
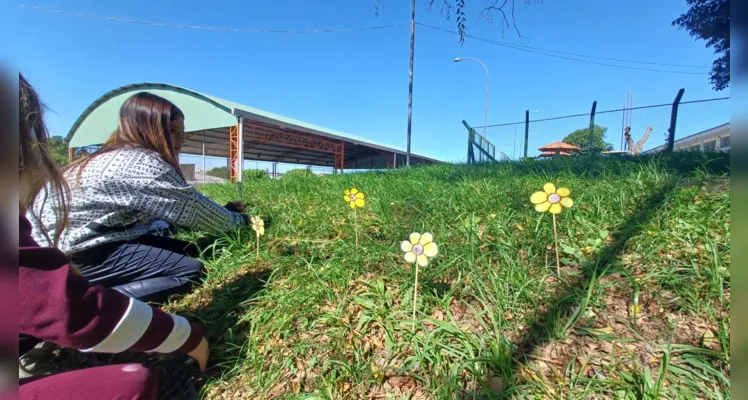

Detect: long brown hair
[19, 74, 70, 247]
[66, 92, 185, 180]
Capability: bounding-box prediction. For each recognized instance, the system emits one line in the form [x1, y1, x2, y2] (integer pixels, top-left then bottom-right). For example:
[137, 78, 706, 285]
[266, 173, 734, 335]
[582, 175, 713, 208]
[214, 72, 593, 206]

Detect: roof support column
[202, 131, 206, 186]
[334, 141, 345, 174]
[237, 117, 244, 195]
[228, 123, 239, 182]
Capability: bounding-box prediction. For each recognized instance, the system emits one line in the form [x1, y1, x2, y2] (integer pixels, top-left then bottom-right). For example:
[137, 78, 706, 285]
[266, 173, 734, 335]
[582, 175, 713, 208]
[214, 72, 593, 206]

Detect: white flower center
[548, 193, 561, 203]
[412, 244, 424, 255]
[350, 194, 357, 202]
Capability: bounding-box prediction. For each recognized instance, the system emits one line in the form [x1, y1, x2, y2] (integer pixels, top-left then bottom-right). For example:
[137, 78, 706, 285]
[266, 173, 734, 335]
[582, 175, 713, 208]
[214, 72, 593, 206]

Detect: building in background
[180, 164, 196, 181]
[644, 123, 730, 154]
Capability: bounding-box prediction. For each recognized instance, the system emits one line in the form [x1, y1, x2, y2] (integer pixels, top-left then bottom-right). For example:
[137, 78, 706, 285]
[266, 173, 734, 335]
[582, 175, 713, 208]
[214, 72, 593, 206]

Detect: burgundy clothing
[19, 364, 158, 400]
[19, 215, 204, 399]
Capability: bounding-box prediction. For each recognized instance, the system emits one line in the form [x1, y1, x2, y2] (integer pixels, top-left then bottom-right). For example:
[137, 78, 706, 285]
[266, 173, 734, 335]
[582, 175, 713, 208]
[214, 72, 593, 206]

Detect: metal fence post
[462, 120, 475, 164]
[587, 101, 597, 153]
[523, 110, 530, 159]
[666, 88, 685, 153]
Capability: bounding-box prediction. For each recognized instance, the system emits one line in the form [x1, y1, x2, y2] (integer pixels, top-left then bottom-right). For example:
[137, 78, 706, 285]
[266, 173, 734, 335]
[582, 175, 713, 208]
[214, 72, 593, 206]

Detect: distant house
[644, 123, 730, 154]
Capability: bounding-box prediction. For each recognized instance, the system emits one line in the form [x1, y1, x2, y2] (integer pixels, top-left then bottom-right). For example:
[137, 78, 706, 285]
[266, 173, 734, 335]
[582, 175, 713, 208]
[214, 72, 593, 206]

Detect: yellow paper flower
[530, 183, 573, 214]
[251, 216, 265, 236]
[401, 232, 439, 267]
[344, 188, 366, 209]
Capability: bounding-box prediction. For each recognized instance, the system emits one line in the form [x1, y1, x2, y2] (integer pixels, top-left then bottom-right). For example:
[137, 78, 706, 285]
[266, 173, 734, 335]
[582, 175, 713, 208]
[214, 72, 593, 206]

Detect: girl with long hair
[18, 74, 209, 399]
[29, 91, 248, 303]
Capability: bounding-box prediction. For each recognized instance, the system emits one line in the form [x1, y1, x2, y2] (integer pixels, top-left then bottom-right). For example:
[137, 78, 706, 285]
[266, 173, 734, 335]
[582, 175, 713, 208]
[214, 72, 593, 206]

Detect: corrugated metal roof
[643, 123, 730, 154]
[67, 83, 442, 163]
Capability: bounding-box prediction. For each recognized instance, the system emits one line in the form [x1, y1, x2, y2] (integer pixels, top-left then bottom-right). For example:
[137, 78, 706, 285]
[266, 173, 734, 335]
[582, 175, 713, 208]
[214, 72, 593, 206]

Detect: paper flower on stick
[401, 232, 439, 267]
[401, 232, 439, 329]
[344, 188, 366, 209]
[250, 216, 265, 236]
[531, 183, 573, 214]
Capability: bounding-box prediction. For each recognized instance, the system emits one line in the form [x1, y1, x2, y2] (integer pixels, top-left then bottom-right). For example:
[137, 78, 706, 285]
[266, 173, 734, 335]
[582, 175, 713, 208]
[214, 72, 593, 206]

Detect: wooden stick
[354, 207, 359, 249]
[552, 214, 560, 276]
[412, 264, 419, 331]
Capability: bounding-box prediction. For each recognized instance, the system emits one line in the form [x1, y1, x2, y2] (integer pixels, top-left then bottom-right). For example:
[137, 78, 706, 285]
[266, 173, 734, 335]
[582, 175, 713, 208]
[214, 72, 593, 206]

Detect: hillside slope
[173, 153, 730, 399]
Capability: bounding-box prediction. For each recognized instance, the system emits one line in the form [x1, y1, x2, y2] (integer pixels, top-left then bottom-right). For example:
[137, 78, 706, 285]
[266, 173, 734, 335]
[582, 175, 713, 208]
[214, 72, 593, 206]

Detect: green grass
[168, 153, 730, 399]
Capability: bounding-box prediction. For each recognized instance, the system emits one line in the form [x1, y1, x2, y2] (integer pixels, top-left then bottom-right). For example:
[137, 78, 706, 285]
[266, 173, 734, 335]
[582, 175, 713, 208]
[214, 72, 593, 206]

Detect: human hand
[186, 337, 209, 372]
[225, 200, 246, 214]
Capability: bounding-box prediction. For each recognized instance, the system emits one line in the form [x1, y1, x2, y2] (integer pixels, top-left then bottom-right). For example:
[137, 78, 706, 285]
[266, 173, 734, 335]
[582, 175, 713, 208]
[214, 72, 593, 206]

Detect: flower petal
[401, 240, 413, 252]
[349, 201, 356, 209]
[530, 191, 548, 204]
[258, 227, 265, 236]
[344, 195, 351, 202]
[409, 232, 421, 245]
[560, 197, 574, 208]
[549, 203, 563, 214]
[419, 232, 434, 245]
[404, 251, 417, 263]
[251, 216, 259, 224]
[357, 192, 365, 200]
[355, 198, 365, 208]
[556, 187, 571, 197]
[535, 202, 551, 212]
[543, 183, 556, 194]
[344, 189, 351, 196]
[423, 242, 438, 257]
[417, 254, 429, 267]
[351, 188, 359, 195]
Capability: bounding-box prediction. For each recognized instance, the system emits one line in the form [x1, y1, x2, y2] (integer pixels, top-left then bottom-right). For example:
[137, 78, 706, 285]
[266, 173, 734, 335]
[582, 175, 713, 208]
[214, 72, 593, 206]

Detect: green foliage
[171, 154, 729, 399]
[243, 169, 269, 180]
[48, 136, 69, 166]
[673, 0, 730, 91]
[206, 166, 229, 180]
[281, 169, 315, 179]
[562, 124, 614, 152]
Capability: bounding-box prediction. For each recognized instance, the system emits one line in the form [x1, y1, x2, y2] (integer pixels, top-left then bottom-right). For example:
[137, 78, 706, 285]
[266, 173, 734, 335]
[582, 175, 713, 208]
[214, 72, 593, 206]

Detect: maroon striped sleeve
[19, 215, 204, 355]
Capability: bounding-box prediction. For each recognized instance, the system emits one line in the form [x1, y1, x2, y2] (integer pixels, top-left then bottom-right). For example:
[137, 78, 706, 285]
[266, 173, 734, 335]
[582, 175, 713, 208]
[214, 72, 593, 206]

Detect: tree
[672, 0, 730, 91]
[562, 125, 613, 153]
[624, 126, 653, 155]
[206, 166, 229, 179]
[48, 135, 69, 166]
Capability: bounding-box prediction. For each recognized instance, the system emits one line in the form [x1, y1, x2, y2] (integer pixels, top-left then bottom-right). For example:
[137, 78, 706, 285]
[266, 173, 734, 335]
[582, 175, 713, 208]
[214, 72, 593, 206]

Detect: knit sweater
[28, 147, 247, 254]
[19, 215, 203, 356]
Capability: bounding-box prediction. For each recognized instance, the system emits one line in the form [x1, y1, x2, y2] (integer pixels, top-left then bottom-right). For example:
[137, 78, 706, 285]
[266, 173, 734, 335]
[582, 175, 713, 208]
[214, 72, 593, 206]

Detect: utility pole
[406, 0, 416, 167]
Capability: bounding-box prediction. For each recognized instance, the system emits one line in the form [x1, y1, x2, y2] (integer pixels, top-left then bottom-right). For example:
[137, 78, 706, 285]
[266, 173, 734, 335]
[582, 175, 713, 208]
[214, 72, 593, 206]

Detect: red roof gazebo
[538, 142, 580, 157]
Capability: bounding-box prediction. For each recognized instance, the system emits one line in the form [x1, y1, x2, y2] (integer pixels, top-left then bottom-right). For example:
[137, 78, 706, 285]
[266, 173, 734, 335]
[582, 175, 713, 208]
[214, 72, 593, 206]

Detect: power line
[418, 23, 711, 75]
[20, 4, 711, 75]
[424, 23, 709, 69]
[18, 4, 408, 34]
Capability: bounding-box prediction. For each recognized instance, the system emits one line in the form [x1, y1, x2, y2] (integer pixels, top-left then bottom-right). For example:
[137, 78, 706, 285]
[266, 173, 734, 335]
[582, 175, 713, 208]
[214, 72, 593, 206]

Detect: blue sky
[3, 0, 730, 171]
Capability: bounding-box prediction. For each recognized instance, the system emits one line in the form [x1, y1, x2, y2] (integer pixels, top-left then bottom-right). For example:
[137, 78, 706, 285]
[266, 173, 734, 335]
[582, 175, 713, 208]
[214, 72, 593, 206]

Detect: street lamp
[513, 110, 539, 160]
[454, 57, 490, 141]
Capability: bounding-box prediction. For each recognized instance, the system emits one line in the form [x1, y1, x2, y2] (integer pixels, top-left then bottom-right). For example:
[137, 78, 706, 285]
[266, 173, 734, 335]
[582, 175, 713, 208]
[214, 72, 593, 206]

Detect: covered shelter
[537, 142, 580, 157]
[538, 150, 572, 157]
[66, 83, 441, 182]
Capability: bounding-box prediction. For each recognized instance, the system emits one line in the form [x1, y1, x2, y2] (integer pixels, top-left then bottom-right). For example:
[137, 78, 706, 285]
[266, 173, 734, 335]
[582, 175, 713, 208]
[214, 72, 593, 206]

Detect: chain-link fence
[468, 92, 729, 160]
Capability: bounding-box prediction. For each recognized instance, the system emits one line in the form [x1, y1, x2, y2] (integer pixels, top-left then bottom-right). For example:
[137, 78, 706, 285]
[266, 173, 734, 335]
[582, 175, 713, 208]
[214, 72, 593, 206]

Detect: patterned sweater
[29, 147, 247, 254]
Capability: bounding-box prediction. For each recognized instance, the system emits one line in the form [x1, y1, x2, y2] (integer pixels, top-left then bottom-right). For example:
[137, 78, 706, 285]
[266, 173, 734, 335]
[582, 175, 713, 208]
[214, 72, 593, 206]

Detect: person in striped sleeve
[17, 74, 209, 399]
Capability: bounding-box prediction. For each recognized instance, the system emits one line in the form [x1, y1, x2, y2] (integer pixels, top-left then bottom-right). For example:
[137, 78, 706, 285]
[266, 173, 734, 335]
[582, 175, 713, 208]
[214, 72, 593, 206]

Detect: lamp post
[454, 57, 490, 141]
[513, 110, 538, 160]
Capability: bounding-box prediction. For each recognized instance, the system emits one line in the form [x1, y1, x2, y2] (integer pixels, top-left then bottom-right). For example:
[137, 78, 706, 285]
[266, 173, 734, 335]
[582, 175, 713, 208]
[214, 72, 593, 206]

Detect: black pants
[71, 235, 205, 303]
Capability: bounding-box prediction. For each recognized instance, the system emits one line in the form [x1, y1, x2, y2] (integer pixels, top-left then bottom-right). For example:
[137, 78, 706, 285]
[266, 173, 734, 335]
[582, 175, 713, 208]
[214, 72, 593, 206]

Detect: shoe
[18, 341, 59, 379]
